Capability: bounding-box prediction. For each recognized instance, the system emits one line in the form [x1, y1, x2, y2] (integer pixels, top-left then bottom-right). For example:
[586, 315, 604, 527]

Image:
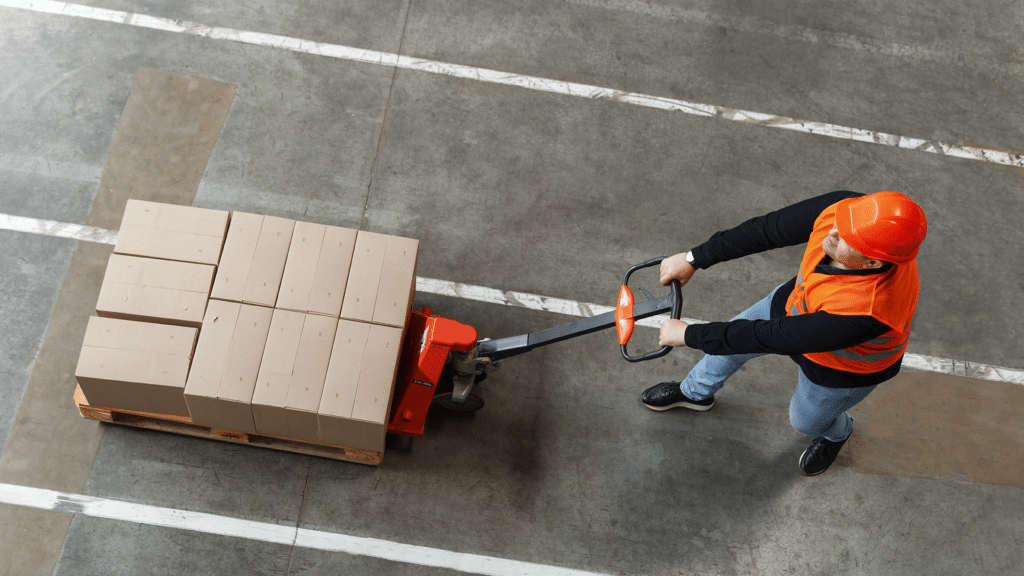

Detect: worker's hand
[660, 252, 696, 287]
[659, 319, 689, 348]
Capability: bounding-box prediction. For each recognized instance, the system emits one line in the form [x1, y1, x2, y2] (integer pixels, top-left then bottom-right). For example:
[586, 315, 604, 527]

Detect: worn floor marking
[0, 482, 610, 576]
[2, 214, 1022, 386]
[570, 0, 1024, 76]
[1, 0, 1022, 168]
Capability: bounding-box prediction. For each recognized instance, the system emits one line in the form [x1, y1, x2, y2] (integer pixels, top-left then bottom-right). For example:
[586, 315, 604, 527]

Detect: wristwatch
[685, 251, 695, 265]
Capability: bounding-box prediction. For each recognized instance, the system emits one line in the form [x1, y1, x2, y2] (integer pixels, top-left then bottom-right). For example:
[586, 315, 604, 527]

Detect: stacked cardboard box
[251, 310, 338, 443]
[211, 212, 295, 308]
[76, 316, 198, 416]
[276, 222, 358, 316]
[320, 320, 404, 451]
[114, 199, 230, 265]
[184, 300, 273, 433]
[77, 200, 419, 454]
[95, 254, 215, 328]
[341, 231, 419, 328]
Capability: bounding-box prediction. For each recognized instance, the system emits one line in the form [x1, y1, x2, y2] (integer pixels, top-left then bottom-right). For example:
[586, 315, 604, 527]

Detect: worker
[643, 190, 927, 476]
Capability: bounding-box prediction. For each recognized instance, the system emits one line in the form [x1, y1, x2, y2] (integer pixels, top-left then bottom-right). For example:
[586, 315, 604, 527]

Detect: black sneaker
[641, 382, 714, 411]
[799, 434, 850, 476]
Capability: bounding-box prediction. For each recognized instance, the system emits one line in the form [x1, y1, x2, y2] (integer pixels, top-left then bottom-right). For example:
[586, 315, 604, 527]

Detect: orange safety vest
[785, 204, 919, 373]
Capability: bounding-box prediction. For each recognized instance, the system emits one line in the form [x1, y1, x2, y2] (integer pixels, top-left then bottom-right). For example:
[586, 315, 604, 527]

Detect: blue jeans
[680, 285, 877, 442]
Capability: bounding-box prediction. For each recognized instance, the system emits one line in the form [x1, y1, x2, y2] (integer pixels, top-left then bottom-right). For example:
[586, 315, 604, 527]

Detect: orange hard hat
[835, 192, 927, 263]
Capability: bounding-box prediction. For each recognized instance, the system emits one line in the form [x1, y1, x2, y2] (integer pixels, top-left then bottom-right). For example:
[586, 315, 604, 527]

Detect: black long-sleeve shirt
[683, 191, 903, 388]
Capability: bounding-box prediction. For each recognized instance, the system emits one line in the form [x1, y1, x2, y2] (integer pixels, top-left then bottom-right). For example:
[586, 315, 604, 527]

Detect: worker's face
[822, 225, 884, 270]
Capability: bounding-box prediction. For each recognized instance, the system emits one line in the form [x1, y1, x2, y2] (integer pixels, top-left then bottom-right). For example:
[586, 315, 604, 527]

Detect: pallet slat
[73, 385, 382, 466]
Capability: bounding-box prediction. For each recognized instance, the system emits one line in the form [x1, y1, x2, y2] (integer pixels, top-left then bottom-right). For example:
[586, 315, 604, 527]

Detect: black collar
[815, 256, 893, 276]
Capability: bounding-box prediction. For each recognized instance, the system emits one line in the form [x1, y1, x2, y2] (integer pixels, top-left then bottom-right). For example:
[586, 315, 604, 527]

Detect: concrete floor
[2, 1, 1023, 575]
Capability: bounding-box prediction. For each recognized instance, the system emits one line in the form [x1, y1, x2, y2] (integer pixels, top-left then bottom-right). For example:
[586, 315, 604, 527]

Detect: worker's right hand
[660, 252, 696, 286]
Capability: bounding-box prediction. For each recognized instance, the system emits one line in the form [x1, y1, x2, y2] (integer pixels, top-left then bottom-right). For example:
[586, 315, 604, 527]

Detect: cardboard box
[184, 300, 274, 433]
[318, 320, 403, 452]
[340, 231, 418, 328]
[276, 222, 357, 317]
[211, 212, 295, 307]
[96, 254, 215, 328]
[114, 199, 230, 265]
[251, 310, 338, 443]
[75, 316, 197, 416]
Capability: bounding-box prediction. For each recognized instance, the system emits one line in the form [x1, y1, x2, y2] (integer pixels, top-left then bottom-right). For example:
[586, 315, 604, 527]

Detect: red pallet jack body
[385, 308, 479, 439]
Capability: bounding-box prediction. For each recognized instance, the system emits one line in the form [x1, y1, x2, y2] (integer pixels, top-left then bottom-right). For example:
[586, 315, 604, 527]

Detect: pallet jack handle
[617, 257, 683, 362]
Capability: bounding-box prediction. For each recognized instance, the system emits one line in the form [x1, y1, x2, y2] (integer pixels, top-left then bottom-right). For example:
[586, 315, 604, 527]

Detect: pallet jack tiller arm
[455, 256, 682, 396]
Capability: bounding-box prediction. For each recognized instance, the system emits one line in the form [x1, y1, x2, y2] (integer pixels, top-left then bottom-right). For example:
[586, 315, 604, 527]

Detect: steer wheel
[431, 365, 488, 412]
[431, 392, 485, 412]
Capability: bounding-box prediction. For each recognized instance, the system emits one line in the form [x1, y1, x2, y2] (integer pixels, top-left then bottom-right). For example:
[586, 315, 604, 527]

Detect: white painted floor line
[0, 483, 609, 576]
[2, 0, 1022, 168]
[4, 213, 1022, 385]
[0, 213, 118, 244]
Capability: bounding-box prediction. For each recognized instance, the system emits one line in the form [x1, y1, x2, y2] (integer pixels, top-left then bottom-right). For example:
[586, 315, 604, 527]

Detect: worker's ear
[865, 259, 886, 269]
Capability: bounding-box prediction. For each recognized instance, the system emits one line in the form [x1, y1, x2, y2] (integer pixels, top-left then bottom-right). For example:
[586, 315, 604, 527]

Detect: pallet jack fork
[386, 257, 682, 443]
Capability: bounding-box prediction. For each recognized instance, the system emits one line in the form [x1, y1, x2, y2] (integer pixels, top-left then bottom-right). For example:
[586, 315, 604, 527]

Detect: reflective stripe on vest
[788, 301, 908, 364]
[831, 340, 906, 362]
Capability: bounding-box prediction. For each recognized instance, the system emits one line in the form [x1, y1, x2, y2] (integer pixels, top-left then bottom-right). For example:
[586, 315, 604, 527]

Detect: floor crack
[285, 460, 315, 576]
[360, 0, 415, 230]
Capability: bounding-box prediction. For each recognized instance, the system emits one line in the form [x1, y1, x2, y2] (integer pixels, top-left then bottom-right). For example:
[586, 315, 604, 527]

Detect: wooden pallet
[73, 385, 383, 466]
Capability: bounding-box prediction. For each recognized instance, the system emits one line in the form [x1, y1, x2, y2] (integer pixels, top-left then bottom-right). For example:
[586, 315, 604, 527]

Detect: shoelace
[808, 438, 830, 459]
[659, 383, 682, 400]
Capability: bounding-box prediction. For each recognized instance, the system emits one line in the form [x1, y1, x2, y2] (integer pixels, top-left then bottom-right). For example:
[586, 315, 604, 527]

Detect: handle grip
[616, 257, 683, 363]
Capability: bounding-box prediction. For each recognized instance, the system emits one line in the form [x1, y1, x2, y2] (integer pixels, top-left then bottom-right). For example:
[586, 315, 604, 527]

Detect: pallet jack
[385, 257, 682, 447]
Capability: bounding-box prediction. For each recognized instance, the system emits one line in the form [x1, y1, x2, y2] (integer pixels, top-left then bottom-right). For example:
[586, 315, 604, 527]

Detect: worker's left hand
[660, 252, 696, 287]
[659, 319, 689, 348]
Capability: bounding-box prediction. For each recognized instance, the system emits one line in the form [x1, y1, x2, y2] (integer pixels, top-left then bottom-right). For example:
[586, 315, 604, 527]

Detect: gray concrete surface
[0, 176, 93, 452]
[0, 231, 75, 452]
[55, 517, 294, 575]
[1, 0, 1022, 575]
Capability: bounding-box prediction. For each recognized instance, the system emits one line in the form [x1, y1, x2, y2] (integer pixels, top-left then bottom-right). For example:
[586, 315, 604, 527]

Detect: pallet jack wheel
[432, 392, 485, 412]
[432, 366, 487, 412]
